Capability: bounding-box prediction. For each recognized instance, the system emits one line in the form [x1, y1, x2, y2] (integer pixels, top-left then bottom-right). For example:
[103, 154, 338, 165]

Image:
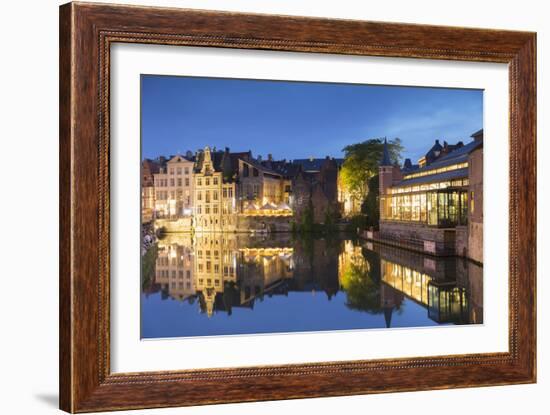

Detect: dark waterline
[141, 233, 483, 339]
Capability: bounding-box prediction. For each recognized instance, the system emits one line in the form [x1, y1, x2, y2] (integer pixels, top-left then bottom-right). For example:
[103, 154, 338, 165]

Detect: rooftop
[292, 157, 344, 172]
[396, 167, 469, 187]
[402, 138, 483, 179]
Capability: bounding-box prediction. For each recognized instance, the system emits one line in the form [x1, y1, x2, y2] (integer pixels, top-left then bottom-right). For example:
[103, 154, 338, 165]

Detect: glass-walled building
[378, 130, 483, 258]
[380, 160, 471, 227]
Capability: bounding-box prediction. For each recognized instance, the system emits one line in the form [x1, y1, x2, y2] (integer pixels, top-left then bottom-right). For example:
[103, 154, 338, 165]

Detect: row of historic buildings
[142, 146, 346, 232]
[378, 129, 483, 263]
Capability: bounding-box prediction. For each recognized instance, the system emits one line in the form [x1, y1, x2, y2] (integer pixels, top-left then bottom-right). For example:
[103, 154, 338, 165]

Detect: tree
[361, 174, 380, 227]
[340, 138, 403, 206]
[299, 198, 314, 233]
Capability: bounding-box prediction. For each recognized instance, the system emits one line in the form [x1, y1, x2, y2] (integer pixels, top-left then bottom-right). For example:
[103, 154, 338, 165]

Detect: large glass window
[427, 192, 438, 225]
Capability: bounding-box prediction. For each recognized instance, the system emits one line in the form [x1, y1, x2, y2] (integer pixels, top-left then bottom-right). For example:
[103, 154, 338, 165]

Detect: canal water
[141, 233, 483, 339]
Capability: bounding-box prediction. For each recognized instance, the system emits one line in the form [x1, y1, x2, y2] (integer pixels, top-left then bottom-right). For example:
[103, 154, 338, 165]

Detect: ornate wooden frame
[59, 2, 536, 412]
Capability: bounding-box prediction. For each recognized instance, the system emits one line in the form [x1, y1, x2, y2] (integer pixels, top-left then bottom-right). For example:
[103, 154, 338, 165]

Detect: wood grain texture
[59, 2, 537, 412]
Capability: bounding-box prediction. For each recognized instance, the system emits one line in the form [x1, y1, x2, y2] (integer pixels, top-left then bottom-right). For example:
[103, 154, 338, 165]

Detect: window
[205, 191, 210, 203]
[470, 191, 475, 214]
[205, 205, 210, 214]
[213, 177, 218, 185]
[253, 168, 259, 177]
[228, 188, 233, 198]
[213, 191, 218, 201]
[169, 168, 174, 175]
[184, 167, 189, 175]
[222, 188, 227, 198]
[177, 178, 182, 186]
[197, 191, 202, 201]
[243, 164, 249, 177]
[206, 178, 210, 186]
[185, 178, 190, 186]
[177, 167, 181, 175]
[213, 205, 218, 214]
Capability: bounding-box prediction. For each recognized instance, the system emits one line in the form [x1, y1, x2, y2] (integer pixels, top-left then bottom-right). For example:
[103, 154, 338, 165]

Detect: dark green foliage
[361, 174, 380, 228]
[141, 244, 158, 290]
[340, 137, 403, 203]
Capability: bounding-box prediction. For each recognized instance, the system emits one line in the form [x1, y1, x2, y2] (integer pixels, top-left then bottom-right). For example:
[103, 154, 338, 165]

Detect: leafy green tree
[341, 138, 403, 206]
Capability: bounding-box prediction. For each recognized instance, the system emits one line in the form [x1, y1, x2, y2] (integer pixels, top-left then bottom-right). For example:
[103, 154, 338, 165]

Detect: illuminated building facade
[193, 146, 238, 232]
[379, 130, 483, 259]
[238, 158, 291, 216]
[141, 158, 160, 223]
[153, 154, 195, 219]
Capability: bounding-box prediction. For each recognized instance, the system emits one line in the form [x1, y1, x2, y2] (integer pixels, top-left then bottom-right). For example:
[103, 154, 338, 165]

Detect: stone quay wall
[154, 215, 294, 234]
[379, 221, 457, 256]
[235, 215, 293, 233]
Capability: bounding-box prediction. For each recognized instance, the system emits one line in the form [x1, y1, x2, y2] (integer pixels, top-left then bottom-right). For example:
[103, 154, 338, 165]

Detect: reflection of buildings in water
[194, 234, 238, 316]
[378, 244, 483, 325]
[155, 234, 300, 317]
[154, 234, 195, 302]
[152, 235, 482, 326]
[239, 247, 294, 305]
[154, 234, 344, 316]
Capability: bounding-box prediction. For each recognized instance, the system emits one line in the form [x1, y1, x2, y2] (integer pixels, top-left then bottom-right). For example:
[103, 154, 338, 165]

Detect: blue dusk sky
[141, 75, 483, 163]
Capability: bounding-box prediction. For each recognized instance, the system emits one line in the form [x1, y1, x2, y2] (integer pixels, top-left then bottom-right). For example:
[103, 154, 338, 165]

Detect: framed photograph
[59, 2, 536, 412]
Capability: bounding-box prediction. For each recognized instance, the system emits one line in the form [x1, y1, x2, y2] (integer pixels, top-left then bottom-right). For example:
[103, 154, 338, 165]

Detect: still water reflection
[141, 233, 483, 338]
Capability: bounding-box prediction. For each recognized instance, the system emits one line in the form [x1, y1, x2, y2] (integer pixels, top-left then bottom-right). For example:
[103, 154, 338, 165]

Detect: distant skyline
[141, 75, 483, 163]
